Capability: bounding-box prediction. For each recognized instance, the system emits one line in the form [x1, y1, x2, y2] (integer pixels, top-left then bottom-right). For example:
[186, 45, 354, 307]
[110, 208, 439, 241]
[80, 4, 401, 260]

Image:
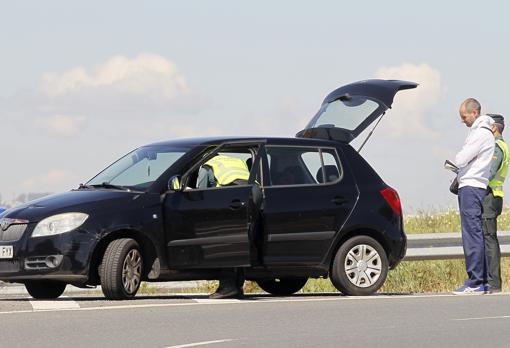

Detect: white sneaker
[452, 285, 486, 295]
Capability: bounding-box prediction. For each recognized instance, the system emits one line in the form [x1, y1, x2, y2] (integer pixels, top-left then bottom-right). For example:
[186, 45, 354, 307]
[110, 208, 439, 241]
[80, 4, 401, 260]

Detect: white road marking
[453, 315, 510, 321]
[0, 292, 508, 316]
[164, 339, 237, 348]
[193, 298, 241, 304]
[29, 296, 80, 311]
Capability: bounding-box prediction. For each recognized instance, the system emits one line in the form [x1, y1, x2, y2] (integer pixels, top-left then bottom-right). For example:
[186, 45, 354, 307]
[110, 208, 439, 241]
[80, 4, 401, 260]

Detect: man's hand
[444, 160, 459, 174]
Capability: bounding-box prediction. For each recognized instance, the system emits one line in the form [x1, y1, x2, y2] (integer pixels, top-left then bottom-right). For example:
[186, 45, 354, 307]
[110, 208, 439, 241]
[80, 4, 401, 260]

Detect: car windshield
[86, 145, 190, 191]
[306, 96, 381, 131]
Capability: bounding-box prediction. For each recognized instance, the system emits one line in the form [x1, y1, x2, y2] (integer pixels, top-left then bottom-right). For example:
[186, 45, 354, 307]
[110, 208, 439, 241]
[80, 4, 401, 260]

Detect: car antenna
[357, 112, 385, 153]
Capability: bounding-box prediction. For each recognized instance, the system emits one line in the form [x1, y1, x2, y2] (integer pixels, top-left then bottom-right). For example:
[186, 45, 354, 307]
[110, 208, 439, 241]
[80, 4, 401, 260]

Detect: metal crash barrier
[404, 231, 510, 261]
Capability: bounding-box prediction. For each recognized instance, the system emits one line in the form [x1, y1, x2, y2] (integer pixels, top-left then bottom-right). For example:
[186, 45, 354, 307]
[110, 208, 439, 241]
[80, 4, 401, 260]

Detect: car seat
[316, 165, 340, 183]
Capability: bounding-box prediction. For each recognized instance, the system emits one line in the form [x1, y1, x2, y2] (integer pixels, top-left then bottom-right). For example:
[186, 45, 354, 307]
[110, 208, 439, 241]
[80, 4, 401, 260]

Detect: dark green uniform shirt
[489, 135, 504, 180]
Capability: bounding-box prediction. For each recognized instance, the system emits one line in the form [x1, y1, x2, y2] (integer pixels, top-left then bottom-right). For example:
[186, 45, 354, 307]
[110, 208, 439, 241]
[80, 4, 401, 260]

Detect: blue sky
[1, 1, 510, 211]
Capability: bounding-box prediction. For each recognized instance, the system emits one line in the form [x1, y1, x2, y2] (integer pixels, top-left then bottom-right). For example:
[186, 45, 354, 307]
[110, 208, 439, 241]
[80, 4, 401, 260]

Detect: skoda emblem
[0, 219, 9, 231]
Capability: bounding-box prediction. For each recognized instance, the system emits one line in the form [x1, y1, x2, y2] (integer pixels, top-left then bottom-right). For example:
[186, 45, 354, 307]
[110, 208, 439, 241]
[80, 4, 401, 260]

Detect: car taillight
[380, 187, 402, 216]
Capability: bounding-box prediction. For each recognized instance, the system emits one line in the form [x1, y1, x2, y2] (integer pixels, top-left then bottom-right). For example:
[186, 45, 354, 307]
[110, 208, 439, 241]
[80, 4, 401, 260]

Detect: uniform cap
[489, 114, 504, 126]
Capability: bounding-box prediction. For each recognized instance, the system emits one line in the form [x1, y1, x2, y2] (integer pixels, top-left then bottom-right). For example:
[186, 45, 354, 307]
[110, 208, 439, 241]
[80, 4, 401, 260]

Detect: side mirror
[168, 175, 182, 192]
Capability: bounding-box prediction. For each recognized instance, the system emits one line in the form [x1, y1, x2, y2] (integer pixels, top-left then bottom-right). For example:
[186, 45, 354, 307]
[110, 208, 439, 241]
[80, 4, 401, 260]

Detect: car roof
[146, 136, 343, 148]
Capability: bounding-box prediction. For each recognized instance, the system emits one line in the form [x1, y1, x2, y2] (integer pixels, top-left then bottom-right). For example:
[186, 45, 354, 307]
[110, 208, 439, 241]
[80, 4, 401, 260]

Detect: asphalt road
[2, 292, 510, 348]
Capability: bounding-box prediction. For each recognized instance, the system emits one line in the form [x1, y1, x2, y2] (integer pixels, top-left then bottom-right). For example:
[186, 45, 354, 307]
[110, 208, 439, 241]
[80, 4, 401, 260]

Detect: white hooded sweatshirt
[454, 114, 495, 189]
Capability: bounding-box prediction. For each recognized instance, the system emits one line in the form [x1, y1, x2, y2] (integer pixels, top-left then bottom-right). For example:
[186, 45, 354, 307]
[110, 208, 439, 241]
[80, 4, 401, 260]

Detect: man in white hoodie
[453, 98, 495, 295]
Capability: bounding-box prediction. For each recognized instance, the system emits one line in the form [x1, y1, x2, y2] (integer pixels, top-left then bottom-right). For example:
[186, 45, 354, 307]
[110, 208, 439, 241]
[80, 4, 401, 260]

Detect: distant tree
[15, 193, 26, 203]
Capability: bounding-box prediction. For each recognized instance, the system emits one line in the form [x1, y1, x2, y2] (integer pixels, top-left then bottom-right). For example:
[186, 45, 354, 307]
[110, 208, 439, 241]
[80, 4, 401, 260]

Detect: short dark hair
[463, 98, 481, 115]
[494, 123, 504, 133]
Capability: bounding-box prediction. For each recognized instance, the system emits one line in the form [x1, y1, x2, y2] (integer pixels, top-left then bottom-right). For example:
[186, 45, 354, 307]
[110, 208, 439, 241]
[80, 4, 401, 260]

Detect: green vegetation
[404, 207, 510, 234]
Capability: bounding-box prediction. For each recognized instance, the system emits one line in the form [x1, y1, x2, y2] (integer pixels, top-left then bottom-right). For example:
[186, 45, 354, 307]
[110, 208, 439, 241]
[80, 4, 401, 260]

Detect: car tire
[100, 238, 143, 300]
[25, 280, 66, 299]
[330, 235, 388, 296]
[257, 277, 308, 296]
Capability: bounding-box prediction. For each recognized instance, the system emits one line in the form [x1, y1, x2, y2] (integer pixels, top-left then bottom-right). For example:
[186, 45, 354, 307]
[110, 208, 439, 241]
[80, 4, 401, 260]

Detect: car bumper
[387, 226, 406, 269]
[0, 223, 95, 285]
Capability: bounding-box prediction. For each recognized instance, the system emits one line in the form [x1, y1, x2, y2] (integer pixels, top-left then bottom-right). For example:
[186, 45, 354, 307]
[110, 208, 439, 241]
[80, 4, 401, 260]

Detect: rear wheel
[257, 277, 308, 296]
[25, 280, 66, 299]
[330, 235, 388, 296]
[100, 238, 143, 300]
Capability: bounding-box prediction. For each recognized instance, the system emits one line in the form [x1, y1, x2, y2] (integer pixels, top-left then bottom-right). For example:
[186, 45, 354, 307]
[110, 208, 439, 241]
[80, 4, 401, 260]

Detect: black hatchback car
[0, 79, 416, 300]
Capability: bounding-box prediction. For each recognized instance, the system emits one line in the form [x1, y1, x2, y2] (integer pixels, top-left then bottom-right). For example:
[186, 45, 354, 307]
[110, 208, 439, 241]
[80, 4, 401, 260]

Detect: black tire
[100, 238, 143, 300]
[331, 235, 388, 296]
[25, 280, 66, 299]
[257, 277, 308, 296]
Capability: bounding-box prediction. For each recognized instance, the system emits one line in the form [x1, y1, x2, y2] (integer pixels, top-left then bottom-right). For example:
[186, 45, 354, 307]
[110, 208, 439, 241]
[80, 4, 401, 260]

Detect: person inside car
[197, 154, 250, 299]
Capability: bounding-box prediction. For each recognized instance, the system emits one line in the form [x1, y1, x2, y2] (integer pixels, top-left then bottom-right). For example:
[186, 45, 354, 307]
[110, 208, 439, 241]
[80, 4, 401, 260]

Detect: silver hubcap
[122, 249, 142, 294]
[344, 244, 382, 288]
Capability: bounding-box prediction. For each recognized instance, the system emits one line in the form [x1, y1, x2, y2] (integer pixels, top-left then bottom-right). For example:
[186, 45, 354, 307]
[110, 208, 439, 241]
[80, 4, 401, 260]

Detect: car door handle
[229, 199, 245, 210]
[331, 196, 349, 205]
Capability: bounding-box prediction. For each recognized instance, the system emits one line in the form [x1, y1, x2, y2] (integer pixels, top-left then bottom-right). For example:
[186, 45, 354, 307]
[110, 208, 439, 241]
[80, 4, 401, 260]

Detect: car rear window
[266, 146, 342, 186]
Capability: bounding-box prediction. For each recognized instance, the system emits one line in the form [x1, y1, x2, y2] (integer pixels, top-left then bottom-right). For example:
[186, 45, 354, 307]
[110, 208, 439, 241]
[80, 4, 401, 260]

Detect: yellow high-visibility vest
[489, 139, 509, 198]
[205, 155, 250, 187]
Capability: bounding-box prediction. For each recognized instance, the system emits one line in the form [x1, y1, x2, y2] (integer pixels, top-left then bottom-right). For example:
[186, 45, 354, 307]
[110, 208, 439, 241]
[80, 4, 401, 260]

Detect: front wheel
[100, 238, 143, 300]
[330, 235, 388, 296]
[257, 277, 308, 296]
[25, 280, 66, 299]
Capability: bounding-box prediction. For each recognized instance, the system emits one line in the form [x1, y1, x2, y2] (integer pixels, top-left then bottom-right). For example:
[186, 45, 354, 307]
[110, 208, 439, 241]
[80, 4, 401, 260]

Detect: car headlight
[32, 212, 89, 237]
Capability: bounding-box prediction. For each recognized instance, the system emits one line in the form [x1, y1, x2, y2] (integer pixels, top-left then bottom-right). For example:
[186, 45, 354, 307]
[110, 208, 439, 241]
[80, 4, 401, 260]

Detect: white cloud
[34, 114, 86, 136]
[375, 63, 445, 139]
[1, 53, 210, 143]
[41, 53, 190, 99]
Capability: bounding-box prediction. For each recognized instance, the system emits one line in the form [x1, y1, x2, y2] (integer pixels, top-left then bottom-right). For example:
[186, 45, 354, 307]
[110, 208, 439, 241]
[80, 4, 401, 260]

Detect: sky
[1, 1, 510, 212]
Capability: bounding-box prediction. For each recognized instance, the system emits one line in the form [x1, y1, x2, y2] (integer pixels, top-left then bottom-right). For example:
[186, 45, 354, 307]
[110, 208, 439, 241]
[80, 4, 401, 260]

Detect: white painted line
[164, 338, 237, 348]
[29, 296, 80, 311]
[193, 298, 241, 304]
[453, 315, 510, 321]
[0, 292, 508, 316]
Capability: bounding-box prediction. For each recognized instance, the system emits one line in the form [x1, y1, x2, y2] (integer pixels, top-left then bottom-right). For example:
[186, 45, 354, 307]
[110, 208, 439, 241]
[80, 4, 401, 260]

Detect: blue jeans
[458, 186, 487, 287]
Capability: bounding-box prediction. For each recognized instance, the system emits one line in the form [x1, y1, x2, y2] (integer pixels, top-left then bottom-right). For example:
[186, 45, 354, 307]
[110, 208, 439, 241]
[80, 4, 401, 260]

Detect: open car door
[296, 79, 418, 143]
[164, 143, 264, 269]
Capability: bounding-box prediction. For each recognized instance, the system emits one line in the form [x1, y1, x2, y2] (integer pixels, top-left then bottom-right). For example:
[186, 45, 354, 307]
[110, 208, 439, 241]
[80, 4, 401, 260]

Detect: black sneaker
[209, 288, 244, 299]
[209, 279, 244, 299]
[487, 285, 502, 294]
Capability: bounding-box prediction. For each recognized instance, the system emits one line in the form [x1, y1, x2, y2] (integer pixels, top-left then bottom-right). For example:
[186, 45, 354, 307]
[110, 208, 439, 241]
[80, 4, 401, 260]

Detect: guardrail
[404, 231, 510, 261]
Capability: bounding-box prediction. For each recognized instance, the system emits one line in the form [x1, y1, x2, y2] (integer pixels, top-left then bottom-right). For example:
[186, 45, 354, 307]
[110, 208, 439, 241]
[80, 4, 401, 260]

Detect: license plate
[0, 246, 13, 259]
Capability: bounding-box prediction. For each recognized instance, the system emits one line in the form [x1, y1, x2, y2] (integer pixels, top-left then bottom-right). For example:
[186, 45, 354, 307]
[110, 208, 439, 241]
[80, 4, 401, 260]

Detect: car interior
[184, 147, 257, 189]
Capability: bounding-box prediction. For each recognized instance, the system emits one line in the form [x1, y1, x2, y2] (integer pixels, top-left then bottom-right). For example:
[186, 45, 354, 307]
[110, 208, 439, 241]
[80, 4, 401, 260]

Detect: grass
[405, 207, 510, 234]
[140, 209, 510, 295]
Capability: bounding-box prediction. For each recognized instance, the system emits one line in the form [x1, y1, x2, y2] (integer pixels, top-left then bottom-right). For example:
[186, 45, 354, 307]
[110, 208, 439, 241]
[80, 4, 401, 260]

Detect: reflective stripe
[205, 155, 250, 186]
[489, 139, 509, 198]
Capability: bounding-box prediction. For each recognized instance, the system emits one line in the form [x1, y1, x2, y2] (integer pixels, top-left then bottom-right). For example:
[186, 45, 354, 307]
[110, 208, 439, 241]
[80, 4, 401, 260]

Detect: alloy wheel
[122, 249, 142, 294]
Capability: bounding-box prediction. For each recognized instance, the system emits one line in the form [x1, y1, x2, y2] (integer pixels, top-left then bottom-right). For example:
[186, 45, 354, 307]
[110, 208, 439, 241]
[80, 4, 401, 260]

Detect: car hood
[2, 190, 140, 222]
[296, 79, 418, 143]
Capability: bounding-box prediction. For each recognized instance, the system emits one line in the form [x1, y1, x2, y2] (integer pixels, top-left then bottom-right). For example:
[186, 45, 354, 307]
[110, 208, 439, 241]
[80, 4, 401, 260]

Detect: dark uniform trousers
[482, 190, 503, 289]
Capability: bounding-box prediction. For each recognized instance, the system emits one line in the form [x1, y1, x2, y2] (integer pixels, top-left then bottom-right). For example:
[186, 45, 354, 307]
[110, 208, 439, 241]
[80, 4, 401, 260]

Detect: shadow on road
[0, 291, 415, 302]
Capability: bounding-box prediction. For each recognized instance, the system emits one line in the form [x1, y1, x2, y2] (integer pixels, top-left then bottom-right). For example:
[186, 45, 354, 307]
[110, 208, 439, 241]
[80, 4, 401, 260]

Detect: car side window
[319, 149, 342, 183]
[266, 147, 318, 185]
[266, 146, 341, 186]
[184, 146, 258, 190]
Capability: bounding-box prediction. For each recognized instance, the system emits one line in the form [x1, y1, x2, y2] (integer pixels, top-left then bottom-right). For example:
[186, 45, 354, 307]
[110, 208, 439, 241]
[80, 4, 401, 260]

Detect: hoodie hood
[472, 114, 495, 130]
